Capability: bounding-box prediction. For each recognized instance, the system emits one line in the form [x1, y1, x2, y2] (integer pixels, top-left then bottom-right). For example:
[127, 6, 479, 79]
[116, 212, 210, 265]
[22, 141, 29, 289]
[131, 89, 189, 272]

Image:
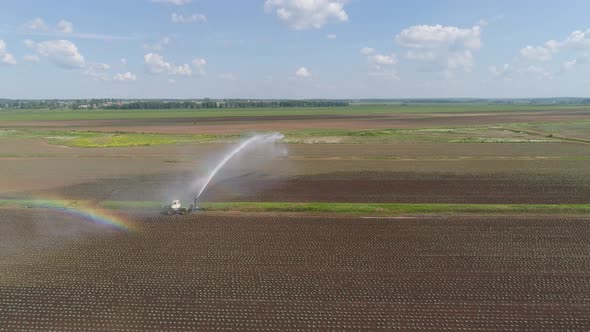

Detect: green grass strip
[2, 200, 589, 215]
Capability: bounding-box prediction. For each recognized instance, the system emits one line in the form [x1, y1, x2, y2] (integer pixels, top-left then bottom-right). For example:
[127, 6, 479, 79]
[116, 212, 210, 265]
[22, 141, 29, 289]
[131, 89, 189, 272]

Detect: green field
[3, 199, 590, 215]
[1, 104, 589, 121]
[2, 120, 587, 147]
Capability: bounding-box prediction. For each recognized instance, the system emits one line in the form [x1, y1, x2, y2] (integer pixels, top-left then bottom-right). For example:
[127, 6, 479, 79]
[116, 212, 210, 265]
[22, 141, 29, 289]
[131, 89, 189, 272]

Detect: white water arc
[195, 133, 283, 200]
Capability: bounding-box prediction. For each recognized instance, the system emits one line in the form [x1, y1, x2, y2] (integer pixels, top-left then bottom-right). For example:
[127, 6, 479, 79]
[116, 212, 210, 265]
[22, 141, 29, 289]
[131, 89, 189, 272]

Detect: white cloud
[395, 24, 482, 71]
[489, 63, 514, 79]
[26, 18, 73, 34]
[175, 64, 192, 76]
[396, 24, 481, 49]
[1, 53, 17, 65]
[520, 45, 552, 61]
[561, 55, 590, 72]
[0, 40, 17, 65]
[264, 0, 348, 30]
[25, 18, 49, 32]
[168, 78, 176, 84]
[171, 13, 207, 23]
[490, 63, 552, 80]
[500, 28, 590, 78]
[113, 72, 137, 82]
[26, 39, 85, 68]
[562, 59, 577, 72]
[518, 29, 590, 65]
[151, 0, 191, 5]
[546, 29, 590, 52]
[144, 37, 171, 51]
[360, 47, 375, 55]
[144, 53, 192, 76]
[83, 62, 111, 81]
[477, 19, 489, 27]
[361, 46, 398, 79]
[87, 63, 110, 71]
[295, 66, 312, 78]
[22, 18, 133, 41]
[192, 58, 206, 76]
[370, 53, 397, 65]
[23, 54, 40, 63]
[57, 19, 73, 34]
[326, 34, 336, 39]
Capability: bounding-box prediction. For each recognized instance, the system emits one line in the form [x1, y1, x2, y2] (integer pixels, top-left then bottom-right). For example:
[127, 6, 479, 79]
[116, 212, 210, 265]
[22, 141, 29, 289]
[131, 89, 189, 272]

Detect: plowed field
[1, 211, 589, 331]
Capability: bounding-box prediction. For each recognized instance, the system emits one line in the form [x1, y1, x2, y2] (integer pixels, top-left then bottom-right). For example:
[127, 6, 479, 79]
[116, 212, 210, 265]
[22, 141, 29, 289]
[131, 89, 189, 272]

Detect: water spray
[195, 132, 284, 200]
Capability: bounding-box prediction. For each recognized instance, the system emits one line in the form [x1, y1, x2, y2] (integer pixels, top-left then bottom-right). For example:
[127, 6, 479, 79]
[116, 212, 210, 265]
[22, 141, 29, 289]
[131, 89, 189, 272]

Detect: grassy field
[0, 123, 578, 147]
[3, 199, 590, 215]
[0, 129, 227, 147]
[284, 125, 565, 144]
[1, 104, 589, 121]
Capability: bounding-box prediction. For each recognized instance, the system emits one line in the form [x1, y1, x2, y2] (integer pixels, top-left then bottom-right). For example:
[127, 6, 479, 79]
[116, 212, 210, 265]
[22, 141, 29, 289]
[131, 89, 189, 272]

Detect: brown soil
[4, 109, 590, 134]
[30, 170, 590, 204]
[2, 142, 590, 204]
[1, 211, 589, 331]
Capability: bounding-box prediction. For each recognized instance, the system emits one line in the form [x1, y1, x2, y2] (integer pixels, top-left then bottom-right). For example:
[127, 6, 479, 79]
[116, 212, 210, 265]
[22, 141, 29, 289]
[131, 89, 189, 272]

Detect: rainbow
[27, 196, 137, 232]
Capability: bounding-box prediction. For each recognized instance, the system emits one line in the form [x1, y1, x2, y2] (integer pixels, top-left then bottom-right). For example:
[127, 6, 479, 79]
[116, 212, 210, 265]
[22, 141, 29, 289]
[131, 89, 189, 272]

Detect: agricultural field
[1, 211, 590, 331]
[2, 104, 590, 330]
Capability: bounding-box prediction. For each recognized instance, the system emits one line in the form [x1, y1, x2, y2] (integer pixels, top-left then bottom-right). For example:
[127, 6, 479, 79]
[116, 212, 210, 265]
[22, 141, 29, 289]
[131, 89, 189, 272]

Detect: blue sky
[1, 0, 590, 99]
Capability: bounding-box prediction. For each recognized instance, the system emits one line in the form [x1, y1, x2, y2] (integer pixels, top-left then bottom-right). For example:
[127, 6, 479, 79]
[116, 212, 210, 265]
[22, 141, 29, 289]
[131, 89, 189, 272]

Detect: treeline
[353, 98, 590, 105]
[103, 99, 348, 110]
[0, 98, 348, 110]
[0, 100, 71, 109]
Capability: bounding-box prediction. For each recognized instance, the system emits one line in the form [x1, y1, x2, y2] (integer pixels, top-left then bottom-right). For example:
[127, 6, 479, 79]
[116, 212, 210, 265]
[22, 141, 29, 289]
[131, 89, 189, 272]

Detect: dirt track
[1, 211, 589, 331]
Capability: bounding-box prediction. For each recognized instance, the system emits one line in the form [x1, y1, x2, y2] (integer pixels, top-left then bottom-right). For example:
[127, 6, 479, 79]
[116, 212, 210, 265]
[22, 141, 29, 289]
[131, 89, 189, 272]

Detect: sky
[1, 0, 590, 99]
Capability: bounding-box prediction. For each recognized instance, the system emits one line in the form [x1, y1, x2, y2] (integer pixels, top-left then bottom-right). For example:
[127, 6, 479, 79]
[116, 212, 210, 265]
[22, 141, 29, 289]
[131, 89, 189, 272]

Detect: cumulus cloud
[490, 63, 551, 80]
[370, 53, 397, 65]
[520, 45, 552, 61]
[561, 55, 590, 72]
[151, 0, 191, 4]
[57, 20, 73, 34]
[171, 13, 207, 23]
[360, 46, 398, 79]
[545, 29, 590, 52]
[264, 0, 348, 30]
[0, 40, 17, 65]
[22, 18, 132, 41]
[395, 24, 482, 71]
[87, 63, 110, 71]
[25, 18, 74, 34]
[517, 29, 590, 64]
[489, 63, 514, 79]
[144, 37, 171, 51]
[25, 39, 85, 68]
[113, 72, 137, 82]
[144, 53, 193, 76]
[295, 66, 312, 78]
[496, 28, 590, 77]
[24, 18, 49, 32]
[360, 47, 375, 56]
[83, 62, 111, 80]
[192, 58, 206, 76]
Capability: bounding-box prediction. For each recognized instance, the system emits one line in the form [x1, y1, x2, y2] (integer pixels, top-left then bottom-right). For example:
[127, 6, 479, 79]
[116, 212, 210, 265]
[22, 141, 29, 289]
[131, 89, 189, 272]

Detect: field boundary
[2, 199, 590, 215]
